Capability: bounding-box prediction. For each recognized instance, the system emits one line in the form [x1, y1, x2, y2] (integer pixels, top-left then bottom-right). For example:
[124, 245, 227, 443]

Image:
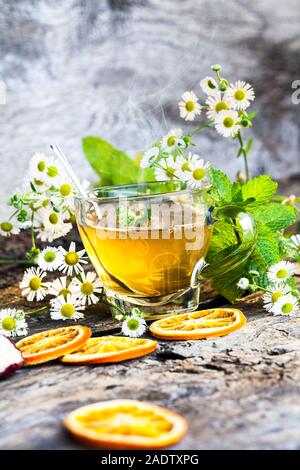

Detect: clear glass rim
[74, 180, 203, 203]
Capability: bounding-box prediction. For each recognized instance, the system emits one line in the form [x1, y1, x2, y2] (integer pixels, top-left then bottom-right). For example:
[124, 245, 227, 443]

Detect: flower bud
[219, 79, 229, 92]
[236, 171, 247, 183]
[211, 64, 222, 72]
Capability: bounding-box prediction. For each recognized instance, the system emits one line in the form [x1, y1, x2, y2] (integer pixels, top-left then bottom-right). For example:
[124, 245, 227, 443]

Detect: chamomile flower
[0, 218, 21, 237]
[35, 207, 72, 242]
[267, 261, 295, 283]
[262, 283, 292, 312]
[178, 91, 202, 121]
[58, 242, 88, 276]
[269, 293, 299, 317]
[200, 76, 218, 96]
[29, 153, 51, 178]
[71, 271, 102, 305]
[154, 155, 178, 181]
[173, 152, 200, 177]
[50, 294, 85, 321]
[44, 158, 65, 186]
[182, 157, 211, 189]
[140, 147, 159, 169]
[20, 267, 48, 302]
[206, 92, 234, 120]
[161, 128, 185, 153]
[290, 234, 300, 251]
[214, 110, 240, 137]
[0, 308, 28, 337]
[121, 314, 147, 338]
[37, 246, 63, 272]
[47, 276, 77, 298]
[237, 278, 250, 290]
[225, 80, 255, 111]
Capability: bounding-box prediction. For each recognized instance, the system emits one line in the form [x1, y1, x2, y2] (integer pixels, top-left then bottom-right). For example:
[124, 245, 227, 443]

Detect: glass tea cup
[75, 181, 256, 319]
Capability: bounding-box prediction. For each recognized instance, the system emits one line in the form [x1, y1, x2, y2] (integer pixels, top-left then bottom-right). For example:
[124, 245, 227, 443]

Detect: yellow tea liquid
[78, 223, 212, 299]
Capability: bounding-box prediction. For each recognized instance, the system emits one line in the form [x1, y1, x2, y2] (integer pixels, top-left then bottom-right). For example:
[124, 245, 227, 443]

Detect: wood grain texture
[0, 228, 300, 450]
[0, 0, 300, 217]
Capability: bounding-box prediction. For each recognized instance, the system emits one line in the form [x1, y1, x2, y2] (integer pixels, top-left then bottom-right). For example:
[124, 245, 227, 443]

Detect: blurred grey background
[0, 0, 300, 215]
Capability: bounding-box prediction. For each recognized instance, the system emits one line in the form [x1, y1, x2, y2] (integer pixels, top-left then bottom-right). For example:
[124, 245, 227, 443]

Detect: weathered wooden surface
[1, 0, 300, 217]
[0, 231, 300, 450]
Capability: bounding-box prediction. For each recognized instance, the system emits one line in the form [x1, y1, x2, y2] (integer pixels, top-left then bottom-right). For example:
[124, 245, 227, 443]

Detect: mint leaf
[252, 226, 281, 267]
[242, 175, 278, 206]
[209, 168, 232, 204]
[82, 136, 155, 186]
[206, 219, 238, 259]
[253, 203, 296, 232]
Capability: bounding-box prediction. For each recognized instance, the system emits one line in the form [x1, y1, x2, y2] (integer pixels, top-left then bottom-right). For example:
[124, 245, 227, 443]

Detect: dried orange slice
[60, 336, 157, 364]
[64, 399, 187, 449]
[150, 308, 246, 340]
[16, 325, 91, 365]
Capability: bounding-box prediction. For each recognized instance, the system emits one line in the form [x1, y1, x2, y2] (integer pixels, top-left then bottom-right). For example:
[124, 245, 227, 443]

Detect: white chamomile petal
[180, 157, 211, 189]
[140, 147, 159, 169]
[0, 308, 28, 338]
[200, 76, 218, 96]
[35, 207, 72, 243]
[178, 91, 202, 121]
[262, 283, 292, 312]
[154, 155, 178, 181]
[161, 128, 184, 153]
[70, 271, 102, 305]
[267, 261, 295, 283]
[225, 80, 255, 111]
[47, 276, 77, 298]
[290, 234, 300, 251]
[37, 246, 63, 272]
[214, 110, 240, 137]
[58, 242, 88, 276]
[50, 294, 85, 321]
[0, 218, 21, 237]
[19, 267, 48, 302]
[270, 294, 299, 317]
[121, 314, 147, 338]
[206, 92, 234, 121]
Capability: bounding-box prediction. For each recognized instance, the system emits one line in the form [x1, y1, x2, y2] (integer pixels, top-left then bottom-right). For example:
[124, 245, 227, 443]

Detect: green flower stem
[26, 305, 49, 315]
[98, 299, 126, 317]
[0, 258, 33, 266]
[237, 130, 250, 181]
[31, 213, 36, 249]
[188, 121, 213, 138]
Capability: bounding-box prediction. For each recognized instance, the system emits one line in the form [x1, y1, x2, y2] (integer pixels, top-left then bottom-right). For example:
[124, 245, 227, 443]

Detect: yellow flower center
[37, 160, 46, 172]
[47, 165, 59, 178]
[193, 168, 206, 181]
[165, 167, 175, 178]
[29, 276, 42, 291]
[281, 303, 293, 315]
[185, 100, 195, 112]
[167, 136, 176, 147]
[127, 318, 140, 331]
[276, 269, 288, 279]
[223, 117, 234, 128]
[234, 89, 246, 101]
[61, 304, 75, 318]
[81, 282, 94, 296]
[215, 101, 228, 113]
[44, 251, 56, 263]
[271, 291, 283, 303]
[33, 178, 44, 186]
[2, 317, 16, 331]
[49, 212, 59, 225]
[1, 222, 13, 232]
[42, 199, 49, 207]
[181, 162, 190, 172]
[65, 252, 79, 266]
[60, 183, 72, 197]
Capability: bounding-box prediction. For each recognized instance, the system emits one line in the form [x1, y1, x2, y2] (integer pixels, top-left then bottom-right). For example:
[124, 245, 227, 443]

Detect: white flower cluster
[0, 153, 89, 244]
[140, 66, 255, 189]
[237, 260, 299, 317]
[19, 242, 102, 325]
